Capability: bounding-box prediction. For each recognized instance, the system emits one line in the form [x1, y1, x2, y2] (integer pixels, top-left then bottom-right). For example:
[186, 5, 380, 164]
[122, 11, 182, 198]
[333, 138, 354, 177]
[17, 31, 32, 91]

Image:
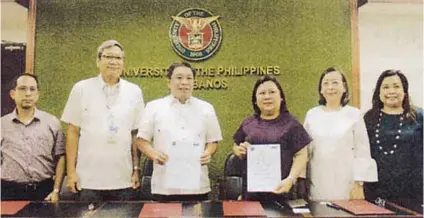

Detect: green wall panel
[35, 0, 352, 199]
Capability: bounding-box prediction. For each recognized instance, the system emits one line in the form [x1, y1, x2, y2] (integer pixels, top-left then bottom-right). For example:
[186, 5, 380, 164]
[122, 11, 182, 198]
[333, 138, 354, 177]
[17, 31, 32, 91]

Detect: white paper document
[292, 208, 311, 214]
[164, 140, 202, 189]
[247, 144, 281, 192]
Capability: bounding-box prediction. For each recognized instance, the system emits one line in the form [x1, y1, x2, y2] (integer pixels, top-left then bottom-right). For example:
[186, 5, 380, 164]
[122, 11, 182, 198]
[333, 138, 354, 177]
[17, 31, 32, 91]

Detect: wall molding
[25, 0, 36, 74]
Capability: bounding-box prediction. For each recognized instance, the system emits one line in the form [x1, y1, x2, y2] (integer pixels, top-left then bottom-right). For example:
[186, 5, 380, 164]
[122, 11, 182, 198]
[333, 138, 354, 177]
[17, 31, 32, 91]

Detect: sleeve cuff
[206, 137, 223, 144]
[353, 157, 378, 182]
[136, 130, 151, 141]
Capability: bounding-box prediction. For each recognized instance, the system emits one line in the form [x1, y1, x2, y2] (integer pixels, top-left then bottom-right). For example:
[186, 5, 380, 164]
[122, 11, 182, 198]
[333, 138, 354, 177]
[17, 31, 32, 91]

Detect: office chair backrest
[140, 158, 154, 200]
[224, 153, 244, 177]
[219, 153, 244, 200]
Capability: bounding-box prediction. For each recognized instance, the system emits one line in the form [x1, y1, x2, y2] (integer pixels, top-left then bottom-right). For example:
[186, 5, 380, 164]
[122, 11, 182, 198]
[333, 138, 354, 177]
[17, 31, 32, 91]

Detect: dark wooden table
[2, 200, 422, 217]
[307, 201, 422, 217]
[386, 199, 423, 216]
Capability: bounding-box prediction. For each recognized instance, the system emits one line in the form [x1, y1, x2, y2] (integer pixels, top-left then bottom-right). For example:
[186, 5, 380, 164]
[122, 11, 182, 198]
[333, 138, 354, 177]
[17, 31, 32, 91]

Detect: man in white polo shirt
[61, 40, 144, 201]
[136, 62, 222, 201]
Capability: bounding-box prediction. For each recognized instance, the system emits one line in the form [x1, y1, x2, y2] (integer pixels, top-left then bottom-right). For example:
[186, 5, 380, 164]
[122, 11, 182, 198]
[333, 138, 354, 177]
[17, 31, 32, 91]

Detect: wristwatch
[133, 166, 141, 171]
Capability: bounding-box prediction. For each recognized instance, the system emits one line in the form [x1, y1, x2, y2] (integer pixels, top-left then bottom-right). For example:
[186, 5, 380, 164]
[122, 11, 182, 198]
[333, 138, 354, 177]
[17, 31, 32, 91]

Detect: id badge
[108, 123, 119, 144]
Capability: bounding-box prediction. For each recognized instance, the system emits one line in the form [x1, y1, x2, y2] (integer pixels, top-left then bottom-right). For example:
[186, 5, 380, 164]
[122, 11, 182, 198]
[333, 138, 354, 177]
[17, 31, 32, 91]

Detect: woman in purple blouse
[232, 75, 311, 201]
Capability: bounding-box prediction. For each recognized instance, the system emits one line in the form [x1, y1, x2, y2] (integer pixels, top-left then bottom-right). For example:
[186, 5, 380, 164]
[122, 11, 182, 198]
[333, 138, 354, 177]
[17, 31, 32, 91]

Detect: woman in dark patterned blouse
[232, 75, 311, 201]
[364, 70, 423, 203]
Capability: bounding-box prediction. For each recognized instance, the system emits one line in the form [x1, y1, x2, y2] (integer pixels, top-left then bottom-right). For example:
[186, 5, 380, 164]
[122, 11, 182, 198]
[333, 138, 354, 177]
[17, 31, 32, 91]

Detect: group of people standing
[1, 39, 422, 204]
[233, 67, 422, 203]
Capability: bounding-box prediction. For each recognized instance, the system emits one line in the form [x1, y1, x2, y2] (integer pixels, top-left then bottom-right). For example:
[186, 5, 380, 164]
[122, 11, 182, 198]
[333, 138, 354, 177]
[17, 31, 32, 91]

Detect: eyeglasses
[16, 86, 38, 93]
[101, 55, 123, 61]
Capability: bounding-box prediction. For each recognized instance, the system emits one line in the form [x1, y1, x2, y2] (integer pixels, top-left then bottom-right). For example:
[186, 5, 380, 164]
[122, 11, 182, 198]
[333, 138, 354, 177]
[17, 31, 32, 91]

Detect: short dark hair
[364, 69, 417, 123]
[167, 62, 196, 79]
[317, 67, 350, 106]
[252, 75, 288, 117]
[97, 40, 124, 61]
[10, 73, 39, 91]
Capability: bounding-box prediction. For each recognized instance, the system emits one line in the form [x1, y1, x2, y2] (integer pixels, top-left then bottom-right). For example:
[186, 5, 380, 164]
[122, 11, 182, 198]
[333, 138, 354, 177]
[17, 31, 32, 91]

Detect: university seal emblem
[170, 8, 222, 61]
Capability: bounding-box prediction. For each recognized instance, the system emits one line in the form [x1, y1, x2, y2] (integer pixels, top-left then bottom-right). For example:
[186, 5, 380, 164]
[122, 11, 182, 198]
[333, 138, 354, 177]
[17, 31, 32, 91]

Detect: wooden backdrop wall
[35, 0, 353, 199]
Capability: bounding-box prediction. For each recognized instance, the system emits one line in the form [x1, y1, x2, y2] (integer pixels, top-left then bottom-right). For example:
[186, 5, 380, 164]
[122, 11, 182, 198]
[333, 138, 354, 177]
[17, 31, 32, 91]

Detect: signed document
[164, 140, 202, 189]
[247, 144, 281, 192]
